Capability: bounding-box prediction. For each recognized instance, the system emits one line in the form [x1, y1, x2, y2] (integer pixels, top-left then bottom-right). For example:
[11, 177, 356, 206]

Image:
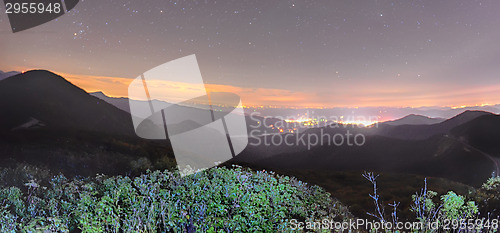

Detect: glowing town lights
[284, 118, 313, 123]
[284, 118, 378, 127]
[449, 103, 493, 109]
[451, 105, 468, 109]
[334, 120, 379, 127]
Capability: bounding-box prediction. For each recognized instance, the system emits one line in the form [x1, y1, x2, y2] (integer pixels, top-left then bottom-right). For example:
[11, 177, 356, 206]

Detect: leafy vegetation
[0, 165, 352, 232]
[0, 130, 178, 178]
[265, 168, 479, 220]
[1, 161, 498, 232]
[476, 177, 500, 218]
[362, 171, 499, 232]
[409, 183, 480, 231]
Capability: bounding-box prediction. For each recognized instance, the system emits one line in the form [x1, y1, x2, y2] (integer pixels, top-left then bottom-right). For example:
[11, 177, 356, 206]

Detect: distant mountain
[90, 91, 176, 115]
[0, 70, 20, 81]
[0, 70, 135, 136]
[375, 110, 493, 140]
[234, 110, 494, 164]
[382, 114, 445, 126]
[233, 110, 499, 185]
[245, 105, 500, 126]
[91, 91, 292, 136]
[90, 91, 131, 113]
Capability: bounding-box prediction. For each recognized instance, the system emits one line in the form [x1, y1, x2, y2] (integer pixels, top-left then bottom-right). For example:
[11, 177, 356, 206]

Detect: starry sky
[1, 0, 499, 108]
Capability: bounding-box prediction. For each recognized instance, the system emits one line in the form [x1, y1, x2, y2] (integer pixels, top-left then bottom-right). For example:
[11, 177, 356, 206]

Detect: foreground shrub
[363, 171, 499, 233]
[476, 176, 500, 220]
[0, 166, 352, 232]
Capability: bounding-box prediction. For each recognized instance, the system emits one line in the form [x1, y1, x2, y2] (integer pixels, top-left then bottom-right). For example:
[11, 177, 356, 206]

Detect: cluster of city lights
[284, 116, 378, 128]
[451, 103, 492, 109]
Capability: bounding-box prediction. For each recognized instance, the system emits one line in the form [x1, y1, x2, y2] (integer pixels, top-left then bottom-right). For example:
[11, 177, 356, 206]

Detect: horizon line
[3, 68, 500, 110]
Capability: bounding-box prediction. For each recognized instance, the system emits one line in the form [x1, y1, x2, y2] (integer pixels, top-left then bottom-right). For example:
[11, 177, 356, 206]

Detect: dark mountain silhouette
[382, 114, 445, 126]
[375, 110, 493, 140]
[0, 70, 175, 177]
[451, 114, 500, 156]
[0, 70, 135, 136]
[241, 133, 493, 186]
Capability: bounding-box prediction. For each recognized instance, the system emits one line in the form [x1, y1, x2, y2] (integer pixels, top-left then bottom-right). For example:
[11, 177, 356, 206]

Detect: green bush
[476, 176, 500, 220]
[482, 177, 500, 192]
[0, 166, 352, 232]
[363, 172, 499, 233]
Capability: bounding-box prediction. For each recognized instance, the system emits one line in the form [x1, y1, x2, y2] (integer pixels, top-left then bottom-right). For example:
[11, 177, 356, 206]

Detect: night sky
[1, 0, 499, 108]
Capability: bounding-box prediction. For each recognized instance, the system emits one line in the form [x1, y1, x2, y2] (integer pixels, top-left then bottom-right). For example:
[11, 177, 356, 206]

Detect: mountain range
[381, 114, 445, 126]
[375, 110, 494, 140]
[0, 69, 498, 186]
[233, 110, 500, 186]
[90, 91, 290, 136]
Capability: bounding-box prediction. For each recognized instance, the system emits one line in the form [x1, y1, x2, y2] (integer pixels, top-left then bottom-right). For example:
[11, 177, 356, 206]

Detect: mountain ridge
[0, 70, 135, 136]
[0, 70, 20, 81]
[374, 110, 494, 140]
[382, 114, 445, 126]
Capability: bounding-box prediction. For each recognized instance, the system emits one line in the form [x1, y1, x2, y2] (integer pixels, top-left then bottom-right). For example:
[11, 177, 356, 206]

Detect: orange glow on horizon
[6, 68, 500, 109]
[59, 73, 500, 109]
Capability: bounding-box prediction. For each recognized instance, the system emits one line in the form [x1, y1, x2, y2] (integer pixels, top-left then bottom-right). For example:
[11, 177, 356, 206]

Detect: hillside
[0, 70, 175, 177]
[451, 114, 500, 156]
[253, 134, 492, 186]
[235, 111, 493, 164]
[233, 110, 498, 186]
[0, 70, 135, 136]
